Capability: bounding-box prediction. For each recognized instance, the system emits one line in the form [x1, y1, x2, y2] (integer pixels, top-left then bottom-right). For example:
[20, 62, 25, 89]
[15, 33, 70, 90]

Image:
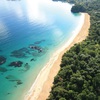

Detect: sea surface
[0, 0, 83, 100]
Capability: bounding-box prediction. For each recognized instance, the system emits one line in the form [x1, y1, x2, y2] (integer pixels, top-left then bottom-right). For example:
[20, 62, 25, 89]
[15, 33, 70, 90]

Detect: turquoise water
[0, 0, 83, 100]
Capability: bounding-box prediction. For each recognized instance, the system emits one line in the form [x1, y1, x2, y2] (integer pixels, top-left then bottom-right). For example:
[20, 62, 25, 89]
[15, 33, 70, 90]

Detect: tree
[71, 4, 86, 13]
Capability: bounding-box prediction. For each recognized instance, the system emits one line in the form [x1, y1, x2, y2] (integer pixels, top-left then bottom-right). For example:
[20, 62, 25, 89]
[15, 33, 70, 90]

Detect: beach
[25, 13, 90, 100]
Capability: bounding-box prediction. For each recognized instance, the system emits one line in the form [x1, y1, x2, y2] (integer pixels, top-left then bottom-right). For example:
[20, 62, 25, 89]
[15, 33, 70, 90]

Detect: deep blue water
[0, 0, 83, 100]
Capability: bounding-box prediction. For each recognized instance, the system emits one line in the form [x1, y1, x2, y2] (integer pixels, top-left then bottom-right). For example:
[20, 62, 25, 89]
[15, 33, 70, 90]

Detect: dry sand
[25, 13, 90, 100]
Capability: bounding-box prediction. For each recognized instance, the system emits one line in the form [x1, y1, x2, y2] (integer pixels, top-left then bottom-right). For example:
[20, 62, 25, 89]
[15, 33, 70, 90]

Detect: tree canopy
[71, 4, 86, 13]
[48, 0, 100, 100]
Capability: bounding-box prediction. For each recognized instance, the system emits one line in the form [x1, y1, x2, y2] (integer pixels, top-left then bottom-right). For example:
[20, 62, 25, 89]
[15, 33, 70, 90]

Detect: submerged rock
[29, 45, 44, 53]
[24, 63, 30, 71]
[5, 75, 18, 81]
[19, 47, 29, 52]
[30, 58, 36, 61]
[6, 93, 11, 95]
[32, 47, 48, 57]
[5, 75, 23, 85]
[17, 80, 23, 85]
[10, 47, 29, 58]
[0, 67, 8, 72]
[10, 50, 26, 58]
[8, 61, 23, 67]
[0, 56, 6, 65]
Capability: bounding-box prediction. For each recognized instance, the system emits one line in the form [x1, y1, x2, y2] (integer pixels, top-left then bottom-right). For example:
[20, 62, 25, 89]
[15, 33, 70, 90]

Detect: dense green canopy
[71, 5, 86, 13]
[48, 0, 100, 100]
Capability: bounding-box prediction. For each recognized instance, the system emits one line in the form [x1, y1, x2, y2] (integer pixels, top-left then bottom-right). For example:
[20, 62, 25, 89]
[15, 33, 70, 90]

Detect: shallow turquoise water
[0, 0, 83, 100]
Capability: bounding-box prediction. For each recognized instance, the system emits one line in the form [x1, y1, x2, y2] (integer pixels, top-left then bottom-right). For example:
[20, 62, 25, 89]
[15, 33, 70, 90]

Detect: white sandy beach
[25, 13, 90, 100]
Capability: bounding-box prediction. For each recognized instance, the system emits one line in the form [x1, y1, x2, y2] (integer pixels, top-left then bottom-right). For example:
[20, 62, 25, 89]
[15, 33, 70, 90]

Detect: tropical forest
[48, 0, 100, 100]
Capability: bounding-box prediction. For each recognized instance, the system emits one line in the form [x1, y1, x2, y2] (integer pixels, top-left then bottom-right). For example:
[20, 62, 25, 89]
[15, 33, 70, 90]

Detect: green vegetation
[71, 4, 86, 13]
[48, 0, 100, 100]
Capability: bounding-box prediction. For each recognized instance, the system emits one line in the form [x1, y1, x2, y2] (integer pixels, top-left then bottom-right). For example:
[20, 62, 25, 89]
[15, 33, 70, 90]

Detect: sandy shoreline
[25, 13, 90, 100]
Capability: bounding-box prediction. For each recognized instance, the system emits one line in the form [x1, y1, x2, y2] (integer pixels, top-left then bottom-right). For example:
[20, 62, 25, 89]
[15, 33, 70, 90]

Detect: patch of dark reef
[5, 75, 23, 85]
[18, 63, 31, 72]
[8, 61, 23, 67]
[0, 56, 6, 65]
[16, 80, 23, 85]
[10, 47, 29, 58]
[10, 45, 48, 59]
[30, 58, 36, 61]
[7, 93, 11, 95]
[29, 45, 48, 57]
[29, 45, 43, 53]
[0, 67, 8, 72]
[34, 40, 45, 44]
[32, 47, 47, 57]
[24, 63, 30, 71]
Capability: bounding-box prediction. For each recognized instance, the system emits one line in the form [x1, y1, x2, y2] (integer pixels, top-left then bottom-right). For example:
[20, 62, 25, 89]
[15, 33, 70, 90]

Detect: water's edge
[25, 13, 85, 100]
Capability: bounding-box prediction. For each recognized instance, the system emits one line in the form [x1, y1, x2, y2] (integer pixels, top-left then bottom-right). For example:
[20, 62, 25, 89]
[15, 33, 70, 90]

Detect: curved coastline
[25, 13, 90, 100]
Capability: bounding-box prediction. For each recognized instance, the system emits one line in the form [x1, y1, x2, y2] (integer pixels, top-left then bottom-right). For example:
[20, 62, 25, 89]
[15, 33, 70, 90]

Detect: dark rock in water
[0, 56, 6, 65]
[8, 61, 23, 67]
[0, 67, 8, 72]
[29, 45, 43, 53]
[7, 93, 11, 95]
[30, 58, 36, 61]
[25, 63, 28, 65]
[32, 47, 48, 57]
[29, 45, 40, 50]
[38, 49, 42, 53]
[17, 80, 23, 85]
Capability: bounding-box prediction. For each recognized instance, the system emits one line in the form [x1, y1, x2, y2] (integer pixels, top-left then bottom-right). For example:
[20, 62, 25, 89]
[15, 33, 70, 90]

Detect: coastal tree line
[48, 0, 100, 100]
